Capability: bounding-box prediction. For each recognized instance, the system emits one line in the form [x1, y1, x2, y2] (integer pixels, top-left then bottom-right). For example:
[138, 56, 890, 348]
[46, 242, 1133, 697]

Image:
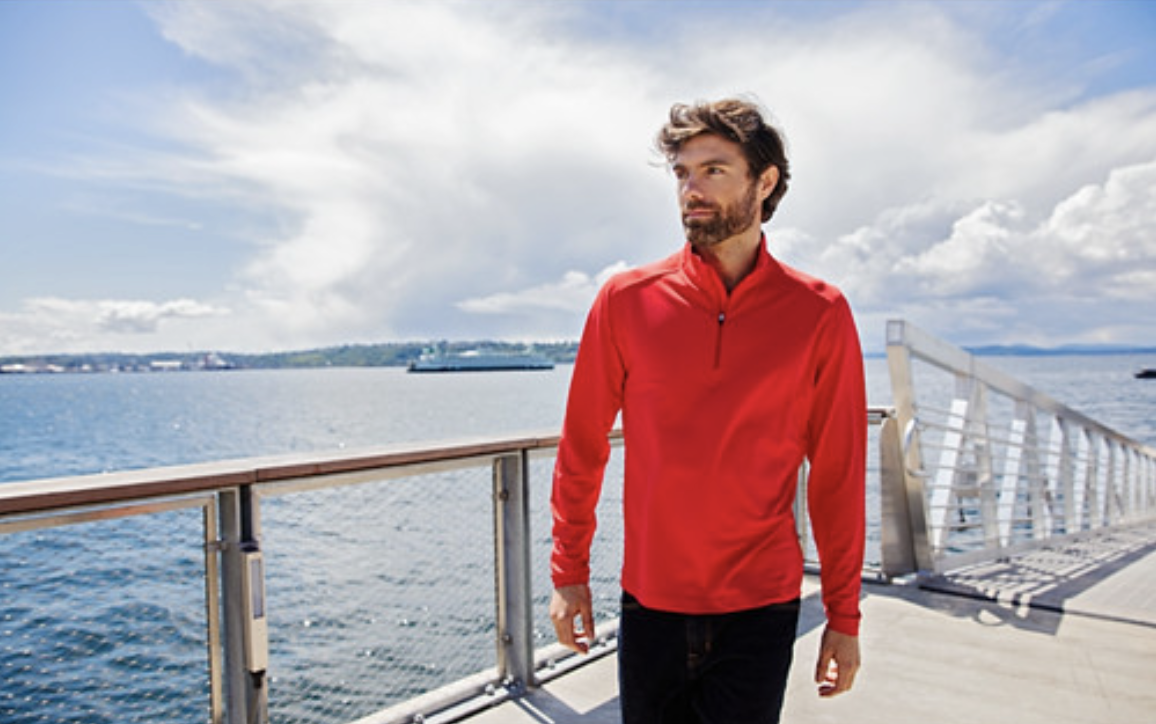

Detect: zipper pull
[714, 311, 726, 369]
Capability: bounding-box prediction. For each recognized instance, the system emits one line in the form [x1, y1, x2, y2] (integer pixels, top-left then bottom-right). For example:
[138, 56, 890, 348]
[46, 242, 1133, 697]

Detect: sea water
[1, 356, 1153, 723]
[4, 357, 1152, 485]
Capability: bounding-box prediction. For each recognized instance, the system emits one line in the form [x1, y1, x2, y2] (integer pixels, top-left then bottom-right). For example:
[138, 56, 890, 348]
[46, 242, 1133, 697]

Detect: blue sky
[2, 0, 1155, 355]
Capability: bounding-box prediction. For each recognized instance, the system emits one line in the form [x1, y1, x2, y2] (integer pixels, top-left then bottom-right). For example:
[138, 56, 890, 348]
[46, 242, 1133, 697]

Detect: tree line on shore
[0, 340, 580, 374]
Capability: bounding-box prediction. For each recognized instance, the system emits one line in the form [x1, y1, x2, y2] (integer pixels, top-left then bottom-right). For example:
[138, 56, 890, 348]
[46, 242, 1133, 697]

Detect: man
[549, 98, 866, 723]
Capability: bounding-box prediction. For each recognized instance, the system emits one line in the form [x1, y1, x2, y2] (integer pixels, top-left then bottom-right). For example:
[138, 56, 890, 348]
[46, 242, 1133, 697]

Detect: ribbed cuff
[826, 611, 861, 637]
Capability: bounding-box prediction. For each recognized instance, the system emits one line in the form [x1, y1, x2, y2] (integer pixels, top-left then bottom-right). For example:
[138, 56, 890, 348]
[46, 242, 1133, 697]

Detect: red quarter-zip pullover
[551, 240, 866, 635]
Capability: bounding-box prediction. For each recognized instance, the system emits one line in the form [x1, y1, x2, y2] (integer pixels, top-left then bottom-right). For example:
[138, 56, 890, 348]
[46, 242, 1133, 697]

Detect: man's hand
[815, 627, 860, 697]
[549, 584, 595, 654]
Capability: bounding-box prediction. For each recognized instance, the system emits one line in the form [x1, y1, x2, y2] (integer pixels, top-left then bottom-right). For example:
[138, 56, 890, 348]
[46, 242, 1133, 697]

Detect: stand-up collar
[679, 234, 780, 302]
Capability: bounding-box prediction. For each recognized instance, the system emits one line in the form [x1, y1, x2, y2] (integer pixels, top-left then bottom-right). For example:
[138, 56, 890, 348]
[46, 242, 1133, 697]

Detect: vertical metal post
[493, 452, 534, 692]
[886, 320, 934, 573]
[218, 486, 268, 724]
[1044, 416, 1065, 535]
[879, 413, 917, 577]
[204, 499, 225, 724]
[1144, 455, 1151, 513]
[1122, 448, 1135, 522]
[793, 460, 809, 553]
[1144, 454, 1155, 514]
[1023, 409, 1048, 540]
[1074, 430, 1092, 533]
[1057, 419, 1076, 534]
[969, 383, 999, 549]
[1105, 441, 1120, 526]
[999, 413, 1028, 547]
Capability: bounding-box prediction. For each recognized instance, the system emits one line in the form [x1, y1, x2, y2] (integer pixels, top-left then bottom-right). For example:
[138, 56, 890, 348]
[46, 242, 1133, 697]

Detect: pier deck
[466, 523, 1156, 724]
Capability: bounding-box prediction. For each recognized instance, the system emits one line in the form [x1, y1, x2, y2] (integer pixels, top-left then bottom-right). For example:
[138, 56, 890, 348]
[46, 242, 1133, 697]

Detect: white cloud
[1039, 158, 1156, 299]
[4, 1, 1156, 354]
[813, 156, 1156, 346]
[94, 298, 225, 333]
[0, 298, 228, 354]
[132, 1, 672, 348]
[458, 262, 630, 316]
[894, 200, 1031, 297]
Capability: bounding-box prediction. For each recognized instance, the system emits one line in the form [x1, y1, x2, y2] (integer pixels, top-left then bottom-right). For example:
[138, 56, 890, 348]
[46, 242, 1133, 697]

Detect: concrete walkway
[466, 524, 1156, 724]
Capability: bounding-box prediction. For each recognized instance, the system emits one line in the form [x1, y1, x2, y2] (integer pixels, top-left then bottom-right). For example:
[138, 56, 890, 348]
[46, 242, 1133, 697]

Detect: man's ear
[759, 166, 780, 202]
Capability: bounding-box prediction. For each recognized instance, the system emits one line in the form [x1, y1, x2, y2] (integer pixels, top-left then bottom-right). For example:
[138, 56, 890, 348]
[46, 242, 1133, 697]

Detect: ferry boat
[1136, 368, 1156, 379]
[407, 349, 555, 373]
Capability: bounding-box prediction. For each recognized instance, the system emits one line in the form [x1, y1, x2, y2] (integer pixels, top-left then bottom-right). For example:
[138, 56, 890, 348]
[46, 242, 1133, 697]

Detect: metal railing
[2, 412, 895, 724]
[883, 319, 1156, 575]
[1, 434, 604, 724]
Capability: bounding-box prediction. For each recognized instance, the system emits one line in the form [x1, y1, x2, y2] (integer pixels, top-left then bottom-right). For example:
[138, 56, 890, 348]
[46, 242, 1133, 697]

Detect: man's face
[672, 134, 768, 249]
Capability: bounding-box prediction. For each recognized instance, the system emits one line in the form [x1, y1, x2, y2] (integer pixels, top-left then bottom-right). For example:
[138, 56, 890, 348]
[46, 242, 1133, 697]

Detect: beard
[682, 180, 761, 249]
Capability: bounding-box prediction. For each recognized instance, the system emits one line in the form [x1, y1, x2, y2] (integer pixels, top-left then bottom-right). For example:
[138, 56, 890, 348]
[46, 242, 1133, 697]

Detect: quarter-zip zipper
[714, 311, 726, 369]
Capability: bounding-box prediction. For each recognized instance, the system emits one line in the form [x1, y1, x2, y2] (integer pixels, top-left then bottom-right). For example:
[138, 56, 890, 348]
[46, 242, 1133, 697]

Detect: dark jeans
[618, 591, 800, 724]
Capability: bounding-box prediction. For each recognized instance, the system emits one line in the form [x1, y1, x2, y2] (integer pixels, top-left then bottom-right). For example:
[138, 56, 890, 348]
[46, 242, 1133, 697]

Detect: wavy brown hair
[656, 99, 790, 222]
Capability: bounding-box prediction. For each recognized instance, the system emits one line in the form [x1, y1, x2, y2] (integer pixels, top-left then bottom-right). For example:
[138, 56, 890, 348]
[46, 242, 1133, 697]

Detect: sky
[2, 0, 1155, 356]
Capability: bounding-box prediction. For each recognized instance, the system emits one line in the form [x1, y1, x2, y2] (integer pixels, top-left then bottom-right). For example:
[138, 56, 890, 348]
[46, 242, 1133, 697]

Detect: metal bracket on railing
[901, 417, 930, 479]
[218, 486, 269, 724]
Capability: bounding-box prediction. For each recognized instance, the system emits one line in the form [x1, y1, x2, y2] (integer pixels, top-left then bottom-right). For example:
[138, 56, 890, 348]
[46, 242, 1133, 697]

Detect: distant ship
[407, 349, 555, 373]
[1135, 368, 1156, 379]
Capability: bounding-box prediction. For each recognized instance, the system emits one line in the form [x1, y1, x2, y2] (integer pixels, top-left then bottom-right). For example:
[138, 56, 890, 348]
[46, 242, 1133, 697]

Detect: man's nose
[680, 176, 704, 202]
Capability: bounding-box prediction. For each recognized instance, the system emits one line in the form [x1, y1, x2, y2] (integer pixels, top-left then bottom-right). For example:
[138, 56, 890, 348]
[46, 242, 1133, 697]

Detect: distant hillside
[4, 339, 1153, 375]
[230, 340, 580, 369]
[0, 341, 580, 374]
[965, 343, 1156, 357]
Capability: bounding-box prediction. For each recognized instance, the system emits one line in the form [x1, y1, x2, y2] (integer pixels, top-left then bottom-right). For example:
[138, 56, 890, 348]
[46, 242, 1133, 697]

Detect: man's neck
[692, 226, 763, 293]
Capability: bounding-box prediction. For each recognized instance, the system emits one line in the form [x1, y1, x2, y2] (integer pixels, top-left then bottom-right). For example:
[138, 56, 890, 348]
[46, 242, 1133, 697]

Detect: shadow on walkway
[915, 522, 1156, 632]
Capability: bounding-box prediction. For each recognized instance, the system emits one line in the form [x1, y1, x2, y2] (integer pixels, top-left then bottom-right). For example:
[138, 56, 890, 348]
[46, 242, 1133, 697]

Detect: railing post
[1024, 408, 1049, 540]
[218, 486, 269, 724]
[879, 413, 917, 577]
[793, 460, 809, 553]
[1045, 415, 1066, 535]
[1105, 441, 1120, 525]
[493, 452, 534, 693]
[886, 320, 935, 573]
[969, 382, 1000, 549]
[1122, 447, 1135, 522]
[1056, 418, 1077, 534]
[1074, 430, 1093, 532]
[204, 501, 225, 724]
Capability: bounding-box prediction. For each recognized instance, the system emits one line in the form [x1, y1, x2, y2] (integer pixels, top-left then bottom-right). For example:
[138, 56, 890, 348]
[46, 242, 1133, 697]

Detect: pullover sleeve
[550, 283, 625, 588]
[805, 295, 867, 636]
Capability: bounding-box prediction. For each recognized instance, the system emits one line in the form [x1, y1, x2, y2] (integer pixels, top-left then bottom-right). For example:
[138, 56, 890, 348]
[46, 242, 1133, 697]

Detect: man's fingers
[549, 605, 582, 652]
[550, 614, 577, 651]
[549, 585, 594, 654]
[816, 657, 857, 697]
[814, 651, 832, 686]
[815, 627, 860, 698]
[552, 614, 588, 653]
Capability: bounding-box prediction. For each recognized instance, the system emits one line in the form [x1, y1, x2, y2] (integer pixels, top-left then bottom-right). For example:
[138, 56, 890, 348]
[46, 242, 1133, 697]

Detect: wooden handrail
[0, 431, 569, 517]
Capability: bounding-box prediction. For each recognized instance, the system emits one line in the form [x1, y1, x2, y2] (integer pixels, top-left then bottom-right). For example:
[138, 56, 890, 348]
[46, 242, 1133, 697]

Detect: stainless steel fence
[2, 411, 894, 724]
[0, 494, 221, 723]
[2, 435, 620, 724]
[884, 320, 1156, 575]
